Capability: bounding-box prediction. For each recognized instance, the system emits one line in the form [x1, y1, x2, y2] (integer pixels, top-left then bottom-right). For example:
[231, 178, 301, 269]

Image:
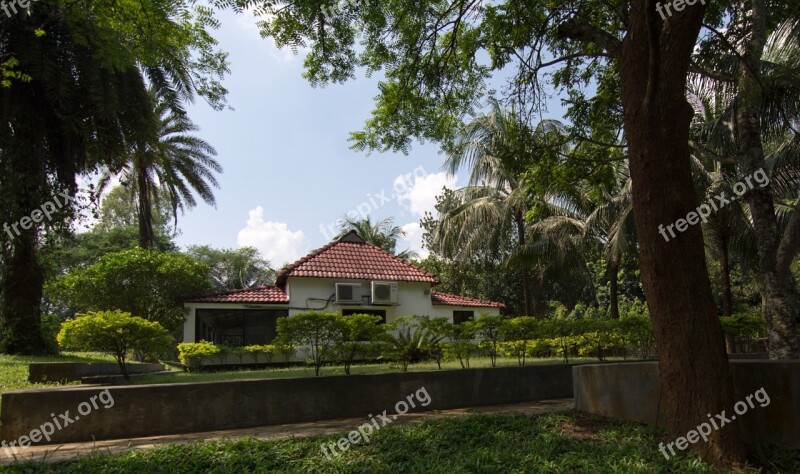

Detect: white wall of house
[182, 277, 500, 357]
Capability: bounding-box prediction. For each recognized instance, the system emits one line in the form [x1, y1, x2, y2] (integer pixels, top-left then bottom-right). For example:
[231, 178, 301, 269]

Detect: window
[342, 309, 387, 323]
[195, 309, 288, 346]
[453, 311, 475, 324]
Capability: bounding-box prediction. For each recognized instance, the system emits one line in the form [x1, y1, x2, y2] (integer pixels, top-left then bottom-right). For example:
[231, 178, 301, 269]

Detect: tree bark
[617, 1, 744, 466]
[136, 161, 155, 249]
[733, 0, 800, 359]
[0, 88, 49, 355]
[514, 213, 535, 316]
[719, 237, 733, 317]
[609, 258, 620, 319]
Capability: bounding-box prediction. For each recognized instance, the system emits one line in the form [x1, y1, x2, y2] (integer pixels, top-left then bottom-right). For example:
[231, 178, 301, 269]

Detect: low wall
[573, 361, 800, 448]
[2, 364, 574, 445]
[28, 363, 166, 384]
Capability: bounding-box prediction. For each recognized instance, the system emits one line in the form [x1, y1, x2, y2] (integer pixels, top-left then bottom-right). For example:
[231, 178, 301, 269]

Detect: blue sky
[162, 9, 565, 268]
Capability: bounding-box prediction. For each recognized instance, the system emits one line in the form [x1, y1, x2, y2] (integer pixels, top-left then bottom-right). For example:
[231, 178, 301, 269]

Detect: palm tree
[689, 18, 800, 356]
[431, 101, 564, 316]
[336, 216, 417, 260]
[532, 162, 637, 319]
[99, 98, 222, 249]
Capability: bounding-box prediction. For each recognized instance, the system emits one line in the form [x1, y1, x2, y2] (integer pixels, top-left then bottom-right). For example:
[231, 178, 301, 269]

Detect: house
[182, 231, 504, 348]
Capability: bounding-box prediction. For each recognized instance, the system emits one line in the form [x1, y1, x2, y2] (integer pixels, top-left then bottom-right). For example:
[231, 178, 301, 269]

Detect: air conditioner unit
[335, 283, 361, 304]
[371, 281, 399, 305]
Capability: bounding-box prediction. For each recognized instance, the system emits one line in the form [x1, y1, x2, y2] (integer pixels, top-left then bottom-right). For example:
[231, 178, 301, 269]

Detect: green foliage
[177, 341, 221, 372]
[55, 249, 211, 334]
[502, 317, 540, 366]
[11, 410, 785, 472]
[442, 320, 478, 369]
[57, 311, 172, 380]
[475, 314, 505, 367]
[577, 319, 621, 362]
[332, 313, 385, 374]
[186, 246, 276, 291]
[276, 312, 346, 376]
[720, 312, 766, 352]
[382, 316, 439, 372]
[542, 319, 582, 364]
[244, 344, 276, 365]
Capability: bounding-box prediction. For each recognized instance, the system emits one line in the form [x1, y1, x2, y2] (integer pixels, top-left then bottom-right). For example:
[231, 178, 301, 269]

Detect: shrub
[542, 319, 581, 363]
[383, 316, 437, 372]
[332, 313, 385, 374]
[178, 341, 221, 372]
[418, 317, 450, 369]
[720, 312, 765, 353]
[57, 310, 172, 380]
[276, 312, 346, 375]
[442, 320, 477, 369]
[577, 318, 621, 361]
[244, 344, 276, 365]
[475, 314, 504, 367]
[502, 317, 539, 366]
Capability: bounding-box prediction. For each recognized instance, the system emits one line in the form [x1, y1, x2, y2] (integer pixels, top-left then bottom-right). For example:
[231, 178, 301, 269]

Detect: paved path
[1, 398, 573, 465]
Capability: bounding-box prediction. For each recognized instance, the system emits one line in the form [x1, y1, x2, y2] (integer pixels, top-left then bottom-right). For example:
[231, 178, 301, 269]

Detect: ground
[3, 410, 798, 473]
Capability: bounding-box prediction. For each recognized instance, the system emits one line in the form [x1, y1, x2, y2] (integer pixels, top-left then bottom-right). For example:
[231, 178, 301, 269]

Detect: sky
[160, 9, 564, 268]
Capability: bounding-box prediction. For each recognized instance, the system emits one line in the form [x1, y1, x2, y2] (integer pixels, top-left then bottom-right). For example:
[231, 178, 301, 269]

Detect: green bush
[475, 314, 504, 367]
[58, 310, 173, 380]
[502, 317, 539, 366]
[332, 313, 386, 374]
[177, 341, 221, 372]
[383, 316, 440, 371]
[244, 344, 276, 364]
[442, 320, 477, 369]
[720, 312, 765, 353]
[276, 312, 346, 376]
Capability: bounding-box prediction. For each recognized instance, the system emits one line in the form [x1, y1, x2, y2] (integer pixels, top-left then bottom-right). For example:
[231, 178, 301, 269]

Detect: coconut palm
[432, 101, 569, 316]
[688, 17, 800, 356]
[336, 216, 417, 260]
[99, 98, 222, 249]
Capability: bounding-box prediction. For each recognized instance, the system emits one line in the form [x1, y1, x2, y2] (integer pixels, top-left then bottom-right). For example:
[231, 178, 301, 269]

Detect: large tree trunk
[618, 1, 744, 466]
[0, 89, 49, 355]
[733, 0, 800, 359]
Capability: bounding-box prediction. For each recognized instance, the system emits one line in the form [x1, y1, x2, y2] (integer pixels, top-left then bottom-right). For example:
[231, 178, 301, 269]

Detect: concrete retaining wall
[2, 364, 574, 445]
[574, 360, 800, 448]
[28, 363, 166, 384]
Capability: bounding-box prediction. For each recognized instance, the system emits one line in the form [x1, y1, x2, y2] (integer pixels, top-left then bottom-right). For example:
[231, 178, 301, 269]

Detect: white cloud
[399, 222, 430, 260]
[237, 206, 307, 266]
[395, 171, 458, 218]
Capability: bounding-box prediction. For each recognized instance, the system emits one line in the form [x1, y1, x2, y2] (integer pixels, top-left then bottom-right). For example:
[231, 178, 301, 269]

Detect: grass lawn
[0, 352, 115, 395]
[4, 411, 797, 473]
[129, 356, 618, 386]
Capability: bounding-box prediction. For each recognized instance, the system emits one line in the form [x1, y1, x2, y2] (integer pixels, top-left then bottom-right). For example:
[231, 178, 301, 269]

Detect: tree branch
[556, 19, 621, 59]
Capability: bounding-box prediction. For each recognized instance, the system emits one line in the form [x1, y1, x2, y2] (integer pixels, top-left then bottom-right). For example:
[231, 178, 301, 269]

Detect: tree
[432, 103, 546, 316]
[55, 249, 211, 335]
[230, 0, 800, 464]
[276, 312, 346, 376]
[58, 311, 173, 380]
[94, 184, 176, 237]
[442, 320, 477, 369]
[475, 314, 504, 367]
[689, 12, 800, 357]
[333, 313, 385, 374]
[186, 245, 276, 290]
[98, 98, 223, 249]
[336, 216, 416, 259]
[0, 0, 228, 355]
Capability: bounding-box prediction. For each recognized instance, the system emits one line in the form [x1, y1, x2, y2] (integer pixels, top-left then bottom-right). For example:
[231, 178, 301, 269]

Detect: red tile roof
[275, 231, 438, 286]
[184, 286, 289, 304]
[431, 291, 506, 309]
